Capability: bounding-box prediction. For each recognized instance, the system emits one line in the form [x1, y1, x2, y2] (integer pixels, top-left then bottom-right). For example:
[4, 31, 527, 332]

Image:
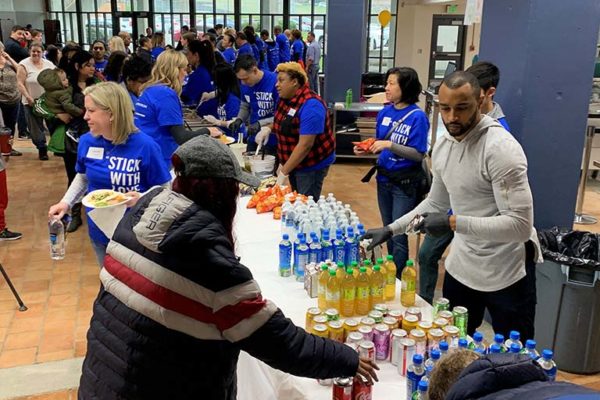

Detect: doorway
[428, 15, 467, 89]
[113, 12, 150, 51]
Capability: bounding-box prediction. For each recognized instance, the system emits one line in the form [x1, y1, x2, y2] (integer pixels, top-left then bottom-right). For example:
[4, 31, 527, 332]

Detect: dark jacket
[446, 354, 599, 400]
[136, 47, 152, 65]
[4, 37, 29, 63]
[78, 187, 358, 400]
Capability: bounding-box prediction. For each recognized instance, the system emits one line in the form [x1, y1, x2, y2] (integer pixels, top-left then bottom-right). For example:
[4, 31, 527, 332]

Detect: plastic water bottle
[321, 230, 334, 261]
[425, 348, 440, 376]
[357, 223, 366, 238]
[344, 227, 359, 267]
[49, 218, 65, 260]
[458, 338, 468, 349]
[278, 234, 292, 277]
[345, 88, 352, 108]
[439, 341, 449, 358]
[295, 235, 309, 282]
[293, 233, 304, 273]
[326, 193, 336, 204]
[406, 354, 425, 400]
[520, 339, 540, 360]
[469, 331, 487, 354]
[505, 330, 523, 351]
[509, 343, 521, 353]
[490, 334, 507, 353]
[489, 344, 502, 354]
[411, 379, 428, 400]
[333, 229, 346, 264]
[309, 232, 322, 264]
[537, 349, 557, 381]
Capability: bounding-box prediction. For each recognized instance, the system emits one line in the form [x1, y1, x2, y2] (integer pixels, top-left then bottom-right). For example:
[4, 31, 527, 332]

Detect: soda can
[352, 376, 372, 400]
[390, 329, 408, 365]
[433, 297, 450, 319]
[359, 317, 376, 327]
[328, 320, 345, 342]
[346, 331, 364, 345]
[373, 303, 388, 314]
[432, 317, 449, 330]
[383, 316, 399, 330]
[397, 338, 416, 376]
[409, 328, 427, 356]
[358, 340, 376, 362]
[438, 310, 454, 325]
[443, 325, 460, 347]
[373, 324, 391, 360]
[417, 320, 432, 334]
[314, 315, 329, 327]
[405, 306, 422, 321]
[427, 328, 445, 356]
[313, 323, 329, 338]
[452, 306, 469, 337]
[318, 378, 333, 386]
[368, 310, 384, 324]
[333, 377, 353, 400]
[306, 307, 322, 330]
[345, 341, 359, 352]
[343, 318, 360, 341]
[387, 309, 403, 324]
[358, 325, 373, 342]
[325, 308, 340, 321]
[401, 314, 419, 332]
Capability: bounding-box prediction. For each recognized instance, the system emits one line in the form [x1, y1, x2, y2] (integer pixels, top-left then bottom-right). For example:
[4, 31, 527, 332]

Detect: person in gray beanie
[78, 135, 379, 400]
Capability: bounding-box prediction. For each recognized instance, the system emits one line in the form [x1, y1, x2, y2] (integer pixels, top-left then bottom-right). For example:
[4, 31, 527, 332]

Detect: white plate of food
[217, 135, 235, 145]
[82, 189, 130, 208]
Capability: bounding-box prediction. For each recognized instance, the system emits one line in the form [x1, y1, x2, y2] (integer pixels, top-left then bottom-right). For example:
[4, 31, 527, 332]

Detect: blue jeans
[289, 166, 329, 199]
[417, 231, 454, 304]
[90, 239, 108, 268]
[377, 180, 419, 279]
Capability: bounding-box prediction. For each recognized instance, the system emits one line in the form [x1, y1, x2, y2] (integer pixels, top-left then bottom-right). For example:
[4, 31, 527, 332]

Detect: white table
[233, 197, 433, 400]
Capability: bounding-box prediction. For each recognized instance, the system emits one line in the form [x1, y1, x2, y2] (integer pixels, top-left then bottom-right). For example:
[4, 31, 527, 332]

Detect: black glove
[247, 121, 261, 136]
[229, 118, 243, 134]
[362, 226, 393, 251]
[414, 213, 451, 237]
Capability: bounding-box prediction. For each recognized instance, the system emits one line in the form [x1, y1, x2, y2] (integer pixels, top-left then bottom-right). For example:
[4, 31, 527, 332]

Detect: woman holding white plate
[48, 82, 171, 266]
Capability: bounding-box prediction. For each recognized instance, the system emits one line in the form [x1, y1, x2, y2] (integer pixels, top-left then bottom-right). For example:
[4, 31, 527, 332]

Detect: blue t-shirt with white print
[240, 70, 279, 147]
[375, 104, 429, 183]
[76, 132, 171, 245]
[217, 93, 246, 141]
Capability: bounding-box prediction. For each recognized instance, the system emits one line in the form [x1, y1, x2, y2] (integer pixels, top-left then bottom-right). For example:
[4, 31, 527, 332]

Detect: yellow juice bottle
[370, 265, 385, 306]
[326, 269, 341, 311]
[400, 259, 417, 307]
[350, 261, 359, 278]
[355, 266, 371, 315]
[364, 259, 373, 276]
[317, 264, 329, 310]
[384, 255, 397, 301]
[376, 257, 387, 277]
[336, 261, 345, 283]
[340, 268, 356, 317]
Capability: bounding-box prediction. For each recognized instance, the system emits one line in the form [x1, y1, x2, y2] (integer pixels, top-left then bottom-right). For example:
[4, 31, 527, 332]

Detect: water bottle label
[279, 245, 292, 268]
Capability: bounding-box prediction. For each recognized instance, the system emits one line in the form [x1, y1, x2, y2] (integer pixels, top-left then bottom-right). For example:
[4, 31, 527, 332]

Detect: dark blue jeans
[377, 180, 419, 278]
[289, 166, 329, 199]
[418, 231, 454, 304]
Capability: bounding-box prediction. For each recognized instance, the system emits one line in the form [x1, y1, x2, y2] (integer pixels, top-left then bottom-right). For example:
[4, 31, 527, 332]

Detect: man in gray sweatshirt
[364, 71, 541, 339]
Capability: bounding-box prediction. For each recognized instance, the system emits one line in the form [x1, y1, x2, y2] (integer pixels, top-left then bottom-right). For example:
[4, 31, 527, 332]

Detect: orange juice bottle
[400, 259, 417, 307]
[341, 268, 356, 317]
[326, 269, 341, 310]
[355, 266, 371, 315]
[370, 265, 385, 306]
[384, 255, 397, 301]
[317, 264, 329, 310]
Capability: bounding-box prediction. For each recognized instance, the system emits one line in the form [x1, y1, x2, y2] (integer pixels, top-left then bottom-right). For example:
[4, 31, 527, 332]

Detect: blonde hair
[142, 49, 188, 95]
[275, 62, 308, 87]
[83, 82, 137, 145]
[151, 32, 165, 48]
[108, 36, 126, 53]
[428, 349, 481, 400]
[223, 28, 236, 37]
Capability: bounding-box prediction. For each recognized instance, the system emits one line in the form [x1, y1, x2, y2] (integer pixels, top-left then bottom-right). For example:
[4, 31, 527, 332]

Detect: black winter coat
[446, 353, 599, 400]
[78, 188, 358, 399]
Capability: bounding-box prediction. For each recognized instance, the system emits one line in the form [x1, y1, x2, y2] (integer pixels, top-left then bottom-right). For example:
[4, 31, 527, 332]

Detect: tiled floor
[1, 141, 600, 398]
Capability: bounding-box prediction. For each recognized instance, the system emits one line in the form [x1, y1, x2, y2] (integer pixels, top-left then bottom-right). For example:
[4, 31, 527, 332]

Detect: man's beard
[444, 111, 479, 138]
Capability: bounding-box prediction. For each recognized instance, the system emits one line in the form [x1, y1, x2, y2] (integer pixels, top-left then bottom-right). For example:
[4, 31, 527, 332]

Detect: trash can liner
[538, 227, 600, 269]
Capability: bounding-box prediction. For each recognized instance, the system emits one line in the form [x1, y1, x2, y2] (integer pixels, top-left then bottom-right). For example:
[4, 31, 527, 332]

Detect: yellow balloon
[378, 10, 392, 28]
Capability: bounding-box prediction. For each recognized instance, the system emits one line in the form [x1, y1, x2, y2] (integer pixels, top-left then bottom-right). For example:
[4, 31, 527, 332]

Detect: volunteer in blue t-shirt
[48, 82, 171, 266]
[221, 33, 237, 66]
[290, 30, 305, 66]
[134, 50, 221, 166]
[181, 40, 218, 117]
[229, 54, 279, 155]
[274, 26, 291, 63]
[261, 30, 280, 72]
[354, 67, 429, 276]
[273, 62, 335, 199]
[150, 32, 166, 62]
[91, 40, 108, 75]
[235, 32, 255, 60]
[201, 63, 246, 141]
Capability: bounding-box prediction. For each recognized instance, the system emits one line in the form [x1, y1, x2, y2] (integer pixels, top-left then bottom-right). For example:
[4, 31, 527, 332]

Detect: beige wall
[394, 0, 481, 89]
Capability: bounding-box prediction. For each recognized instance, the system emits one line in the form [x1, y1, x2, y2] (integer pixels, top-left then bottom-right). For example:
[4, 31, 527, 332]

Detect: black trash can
[535, 227, 600, 374]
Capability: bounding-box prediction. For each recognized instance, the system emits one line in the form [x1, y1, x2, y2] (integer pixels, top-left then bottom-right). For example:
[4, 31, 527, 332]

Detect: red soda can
[397, 338, 416, 376]
[333, 377, 353, 400]
[358, 340, 375, 363]
[352, 376, 372, 400]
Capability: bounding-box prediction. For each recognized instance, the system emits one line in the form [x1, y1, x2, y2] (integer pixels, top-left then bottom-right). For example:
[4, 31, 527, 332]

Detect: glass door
[114, 11, 150, 51]
[428, 15, 467, 88]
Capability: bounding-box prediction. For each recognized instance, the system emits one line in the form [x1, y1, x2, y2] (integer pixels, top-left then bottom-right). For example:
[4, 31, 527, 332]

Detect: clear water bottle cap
[418, 380, 428, 391]
[473, 331, 483, 342]
[542, 349, 553, 360]
[439, 341, 449, 351]
[430, 348, 441, 359]
[282, 234, 289, 240]
[525, 339, 536, 349]
[494, 333, 504, 344]
[412, 354, 423, 364]
[509, 330, 520, 340]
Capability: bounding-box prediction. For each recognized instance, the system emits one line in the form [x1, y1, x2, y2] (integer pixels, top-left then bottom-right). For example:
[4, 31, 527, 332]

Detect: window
[367, 0, 398, 73]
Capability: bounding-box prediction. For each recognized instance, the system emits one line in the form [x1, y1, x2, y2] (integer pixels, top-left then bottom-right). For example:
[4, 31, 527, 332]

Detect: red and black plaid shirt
[273, 84, 335, 170]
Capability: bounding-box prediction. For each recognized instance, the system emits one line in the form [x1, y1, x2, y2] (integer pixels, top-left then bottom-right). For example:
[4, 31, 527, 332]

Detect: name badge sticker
[382, 117, 392, 126]
[288, 108, 297, 117]
[87, 147, 104, 160]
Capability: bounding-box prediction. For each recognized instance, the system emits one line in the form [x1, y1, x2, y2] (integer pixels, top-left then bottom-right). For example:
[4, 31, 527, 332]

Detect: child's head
[55, 68, 68, 88]
[428, 349, 481, 400]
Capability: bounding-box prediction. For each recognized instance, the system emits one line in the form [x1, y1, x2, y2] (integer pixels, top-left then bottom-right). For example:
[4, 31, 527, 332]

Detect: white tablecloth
[233, 197, 433, 400]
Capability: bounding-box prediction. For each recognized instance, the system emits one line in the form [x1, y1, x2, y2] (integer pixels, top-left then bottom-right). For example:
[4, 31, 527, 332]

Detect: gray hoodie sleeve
[454, 138, 533, 242]
[236, 100, 251, 122]
[389, 143, 425, 162]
